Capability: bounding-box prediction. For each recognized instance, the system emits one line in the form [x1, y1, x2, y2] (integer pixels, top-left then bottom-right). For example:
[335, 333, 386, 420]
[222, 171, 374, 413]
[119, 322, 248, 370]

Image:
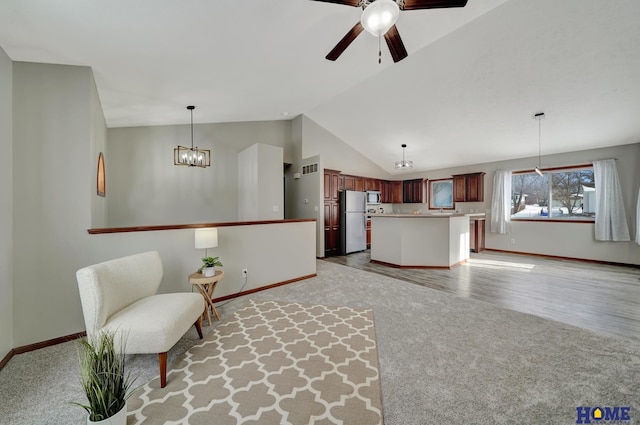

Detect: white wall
[12, 62, 95, 346]
[0, 47, 13, 360]
[301, 115, 391, 179]
[256, 144, 284, 220]
[90, 73, 107, 228]
[238, 144, 284, 221]
[88, 221, 316, 301]
[286, 154, 322, 222]
[400, 143, 640, 264]
[300, 155, 324, 257]
[106, 120, 292, 227]
[285, 116, 324, 256]
[284, 116, 303, 220]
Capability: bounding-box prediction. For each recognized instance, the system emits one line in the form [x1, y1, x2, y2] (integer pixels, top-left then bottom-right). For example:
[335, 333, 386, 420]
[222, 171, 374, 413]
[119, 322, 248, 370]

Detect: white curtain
[593, 159, 630, 241]
[491, 170, 512, 234]
[636, 187, 640, 245]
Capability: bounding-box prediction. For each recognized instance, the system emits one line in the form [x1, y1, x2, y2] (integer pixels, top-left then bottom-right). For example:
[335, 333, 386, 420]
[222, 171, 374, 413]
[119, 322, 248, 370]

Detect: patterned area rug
[127, 300, 383, 424]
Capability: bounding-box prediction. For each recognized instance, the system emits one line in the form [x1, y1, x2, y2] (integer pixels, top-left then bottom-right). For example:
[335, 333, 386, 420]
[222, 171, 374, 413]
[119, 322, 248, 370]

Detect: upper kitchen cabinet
[365, 178, 381, 192]
[343, 175, 355, 191]
[342, 175, 365, 191]
[391, 181, 403, 203]
[453, 172, 486, 202]
[403, 179, 426, 203]
[380, 180, 392, 203]
[324, 169, 341, 201]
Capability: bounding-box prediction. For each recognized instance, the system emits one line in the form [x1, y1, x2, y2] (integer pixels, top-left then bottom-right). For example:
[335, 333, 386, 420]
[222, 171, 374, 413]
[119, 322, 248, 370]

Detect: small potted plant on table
[201, 256, 223, 277]
[72, 330, 138, 425]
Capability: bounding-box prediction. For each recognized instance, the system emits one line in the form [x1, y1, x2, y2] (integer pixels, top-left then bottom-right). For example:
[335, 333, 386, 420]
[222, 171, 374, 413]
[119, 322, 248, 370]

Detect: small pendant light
[395, 144, 413, 170]
[533, 112, 545, 177]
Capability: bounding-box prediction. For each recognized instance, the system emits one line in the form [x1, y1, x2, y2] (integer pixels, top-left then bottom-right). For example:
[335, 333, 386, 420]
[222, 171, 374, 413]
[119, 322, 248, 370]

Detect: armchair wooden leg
[194, 317, 204, 339]
[159, 352, 167, 388]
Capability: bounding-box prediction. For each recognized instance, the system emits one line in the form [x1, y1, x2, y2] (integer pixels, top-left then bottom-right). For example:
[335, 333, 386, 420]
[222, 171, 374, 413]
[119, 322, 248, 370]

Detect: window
[511, 166, 595, 221]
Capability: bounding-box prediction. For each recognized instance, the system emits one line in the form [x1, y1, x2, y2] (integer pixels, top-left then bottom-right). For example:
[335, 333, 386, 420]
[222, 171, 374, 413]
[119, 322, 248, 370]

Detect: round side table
[189, 270, 224, 326]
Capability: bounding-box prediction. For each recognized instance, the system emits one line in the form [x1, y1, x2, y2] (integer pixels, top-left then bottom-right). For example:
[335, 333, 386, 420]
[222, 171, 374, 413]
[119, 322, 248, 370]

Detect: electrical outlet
[510, 238, 516, 245]
[242, 269, 248, 278]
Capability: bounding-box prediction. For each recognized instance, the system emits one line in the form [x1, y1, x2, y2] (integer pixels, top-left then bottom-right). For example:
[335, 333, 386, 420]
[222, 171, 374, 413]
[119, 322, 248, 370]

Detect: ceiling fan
[312, 0, 468, 63]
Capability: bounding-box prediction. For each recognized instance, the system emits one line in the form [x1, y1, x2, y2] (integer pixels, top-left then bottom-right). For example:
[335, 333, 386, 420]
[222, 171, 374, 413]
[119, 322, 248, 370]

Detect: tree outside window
[511, 167, 595, 221]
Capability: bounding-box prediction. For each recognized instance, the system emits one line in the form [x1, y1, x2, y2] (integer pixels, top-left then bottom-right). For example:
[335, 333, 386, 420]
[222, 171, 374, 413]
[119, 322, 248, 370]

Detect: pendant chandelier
[395, 143, 413, 170]
[533, 112, 545, 177]
[174, 105, 210, 168]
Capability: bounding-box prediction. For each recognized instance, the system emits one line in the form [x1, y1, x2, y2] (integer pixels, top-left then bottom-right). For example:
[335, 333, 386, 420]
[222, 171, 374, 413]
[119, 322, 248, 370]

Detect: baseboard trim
[212, 273, 317, 303]
[0, 349, 15, 371]
[0, 331, 87, 373]
[13, 331, 87, 355]
[484, 248, 640, 268]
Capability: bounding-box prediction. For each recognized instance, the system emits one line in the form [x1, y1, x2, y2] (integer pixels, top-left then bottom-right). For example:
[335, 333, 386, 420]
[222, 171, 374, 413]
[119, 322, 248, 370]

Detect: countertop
[368, 213, 485, 218]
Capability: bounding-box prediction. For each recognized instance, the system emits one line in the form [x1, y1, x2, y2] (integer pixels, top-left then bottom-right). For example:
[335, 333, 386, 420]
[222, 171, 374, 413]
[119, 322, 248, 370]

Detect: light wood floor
[323, 250, 640, 342]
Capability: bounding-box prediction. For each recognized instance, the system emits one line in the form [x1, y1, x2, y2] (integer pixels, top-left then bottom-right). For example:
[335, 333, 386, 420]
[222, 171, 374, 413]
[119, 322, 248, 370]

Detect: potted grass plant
[72, 330, 138, 425]
[201, 256, 223, 277]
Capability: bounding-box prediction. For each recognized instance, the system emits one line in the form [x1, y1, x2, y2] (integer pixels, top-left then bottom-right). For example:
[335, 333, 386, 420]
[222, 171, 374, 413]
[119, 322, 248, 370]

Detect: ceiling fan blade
[384, 25, 408, 63]
[402, 0, 468, 10]
[309, 0, 361, 6]
[326, 22, 364, 61]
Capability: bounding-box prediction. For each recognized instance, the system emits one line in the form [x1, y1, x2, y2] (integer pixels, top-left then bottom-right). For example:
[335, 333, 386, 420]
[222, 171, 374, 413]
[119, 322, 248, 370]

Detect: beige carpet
[127, 299, 384, 424]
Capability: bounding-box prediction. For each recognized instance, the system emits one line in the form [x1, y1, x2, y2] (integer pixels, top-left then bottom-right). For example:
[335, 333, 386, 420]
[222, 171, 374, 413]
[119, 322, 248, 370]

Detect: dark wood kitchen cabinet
[453, 172, 485, 202]
[470, 217, 485, 253]
[380, 180, 392, 203]
[391, 181, 404, 203]
[380, 180, 402, 204]
[324, 202, 341, 257]
[366, 219, 371, 249]
[453, 175, 466, 203]
[365, 178, 381, 192]
[343, 175, 356, 191]
[324, 169, 341, 201]
[342, 175, 365, 191]
[324, 168, 342, 257]
[403, 179, 426, 203]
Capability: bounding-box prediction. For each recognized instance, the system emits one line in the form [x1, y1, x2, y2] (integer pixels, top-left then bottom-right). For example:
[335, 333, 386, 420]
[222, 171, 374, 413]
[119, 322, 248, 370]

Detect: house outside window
[511, 166, 595, 221]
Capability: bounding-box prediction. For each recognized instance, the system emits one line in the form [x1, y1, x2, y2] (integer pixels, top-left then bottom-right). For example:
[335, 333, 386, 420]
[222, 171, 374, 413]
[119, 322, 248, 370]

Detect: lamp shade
[361, 0, 400, 37]
[195, 228, 218, 249]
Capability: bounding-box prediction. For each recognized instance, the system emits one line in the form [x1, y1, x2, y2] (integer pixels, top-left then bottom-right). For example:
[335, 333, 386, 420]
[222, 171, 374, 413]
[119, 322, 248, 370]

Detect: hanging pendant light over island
[395, 143, 413, 170]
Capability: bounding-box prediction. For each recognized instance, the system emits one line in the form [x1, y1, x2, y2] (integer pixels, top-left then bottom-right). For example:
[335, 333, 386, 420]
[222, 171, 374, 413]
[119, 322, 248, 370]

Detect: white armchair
[76, 251, 205, 388]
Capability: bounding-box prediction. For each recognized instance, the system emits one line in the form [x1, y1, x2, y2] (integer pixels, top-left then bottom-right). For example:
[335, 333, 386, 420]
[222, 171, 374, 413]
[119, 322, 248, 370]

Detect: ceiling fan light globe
[361, 0, 400, 36]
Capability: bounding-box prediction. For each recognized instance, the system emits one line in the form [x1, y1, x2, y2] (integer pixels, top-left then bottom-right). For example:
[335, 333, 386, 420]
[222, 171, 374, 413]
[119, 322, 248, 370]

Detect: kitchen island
[369, 213, 483, 268]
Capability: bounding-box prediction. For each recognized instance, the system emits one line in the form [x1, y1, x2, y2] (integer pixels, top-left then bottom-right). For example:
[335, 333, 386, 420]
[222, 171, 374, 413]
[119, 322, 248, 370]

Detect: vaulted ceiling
[1, 0, 639, 174]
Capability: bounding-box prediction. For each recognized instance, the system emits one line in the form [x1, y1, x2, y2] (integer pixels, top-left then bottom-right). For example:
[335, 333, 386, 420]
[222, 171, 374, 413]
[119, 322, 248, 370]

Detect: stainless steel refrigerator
[339, 190, 367, 255]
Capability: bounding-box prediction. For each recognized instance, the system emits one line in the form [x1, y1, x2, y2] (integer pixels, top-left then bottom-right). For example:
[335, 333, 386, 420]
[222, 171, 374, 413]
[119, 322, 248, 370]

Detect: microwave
[366, 191, 382, 205]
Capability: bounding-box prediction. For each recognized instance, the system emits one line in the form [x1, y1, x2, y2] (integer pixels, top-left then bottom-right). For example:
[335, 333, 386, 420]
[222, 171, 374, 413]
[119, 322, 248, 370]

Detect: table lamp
[195, 228, 218, 258]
